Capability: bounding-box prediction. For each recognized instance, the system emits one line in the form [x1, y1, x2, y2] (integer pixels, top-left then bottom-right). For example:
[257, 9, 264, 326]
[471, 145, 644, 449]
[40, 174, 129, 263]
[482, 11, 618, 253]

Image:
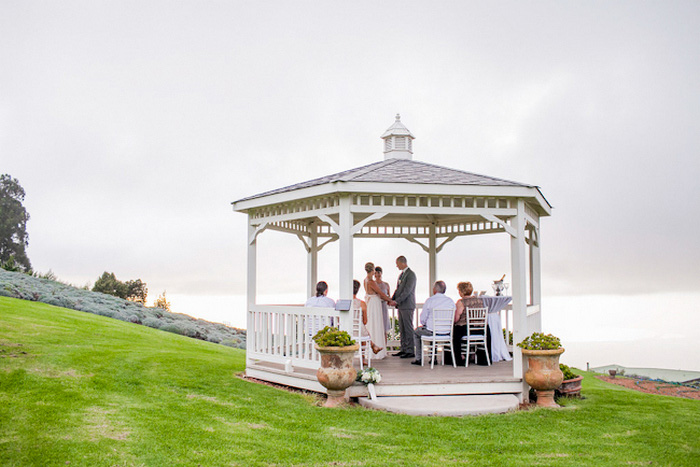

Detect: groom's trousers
[397, 307, 415, 355]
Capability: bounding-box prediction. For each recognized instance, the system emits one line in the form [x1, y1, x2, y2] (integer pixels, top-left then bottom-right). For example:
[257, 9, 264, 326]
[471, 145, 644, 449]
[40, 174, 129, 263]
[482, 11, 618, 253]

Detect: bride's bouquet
[356, 367, 382, 385]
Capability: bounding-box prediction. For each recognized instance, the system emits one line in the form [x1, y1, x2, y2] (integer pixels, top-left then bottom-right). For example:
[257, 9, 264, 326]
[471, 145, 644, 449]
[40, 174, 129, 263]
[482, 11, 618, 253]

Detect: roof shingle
[235, 158, 531, 203]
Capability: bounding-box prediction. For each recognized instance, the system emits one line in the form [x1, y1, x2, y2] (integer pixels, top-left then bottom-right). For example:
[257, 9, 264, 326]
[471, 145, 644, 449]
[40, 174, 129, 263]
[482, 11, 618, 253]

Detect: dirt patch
[0, 342, 35, 358]
[597, 376, 700, 400]
[84, 406, 130, 441]
[238, 374, 329, 406]
[186, 393, 236, 407]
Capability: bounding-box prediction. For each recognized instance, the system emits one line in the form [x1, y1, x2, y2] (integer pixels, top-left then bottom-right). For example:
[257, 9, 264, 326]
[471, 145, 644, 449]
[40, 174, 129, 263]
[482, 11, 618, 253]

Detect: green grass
[1, 296, 698, 466]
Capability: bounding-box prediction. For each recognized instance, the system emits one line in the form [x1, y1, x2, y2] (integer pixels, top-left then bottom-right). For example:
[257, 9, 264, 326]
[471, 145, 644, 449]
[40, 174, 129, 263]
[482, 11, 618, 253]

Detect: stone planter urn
[557, 375, 583, 398]
[522, 348, 565, 408]
[315, 343, 359, 408]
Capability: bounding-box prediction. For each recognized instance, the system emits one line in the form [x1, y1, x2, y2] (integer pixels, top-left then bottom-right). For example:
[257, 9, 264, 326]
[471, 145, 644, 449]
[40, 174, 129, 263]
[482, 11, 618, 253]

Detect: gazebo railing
[247, 304, 342, 370]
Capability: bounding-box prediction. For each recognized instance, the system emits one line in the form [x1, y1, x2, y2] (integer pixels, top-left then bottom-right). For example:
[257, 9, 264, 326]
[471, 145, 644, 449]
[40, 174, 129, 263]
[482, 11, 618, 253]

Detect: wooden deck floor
[246, 354, 522, 398]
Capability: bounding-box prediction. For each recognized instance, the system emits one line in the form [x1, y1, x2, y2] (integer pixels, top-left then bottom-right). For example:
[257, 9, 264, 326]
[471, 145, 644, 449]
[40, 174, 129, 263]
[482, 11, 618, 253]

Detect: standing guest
[388, 256, 417, 359]
[305, 281, 335, 334]
[373, 266, 391, 335]
[364, 263, 391, 359]
[411, 281, 455, 365]
[451, 281, 485, 366]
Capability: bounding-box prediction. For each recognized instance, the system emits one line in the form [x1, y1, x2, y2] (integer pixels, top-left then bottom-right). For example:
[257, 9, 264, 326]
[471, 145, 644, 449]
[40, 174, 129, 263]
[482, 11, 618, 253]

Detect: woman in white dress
[352, 280, 382, 363]
[363, 262, 391, 359]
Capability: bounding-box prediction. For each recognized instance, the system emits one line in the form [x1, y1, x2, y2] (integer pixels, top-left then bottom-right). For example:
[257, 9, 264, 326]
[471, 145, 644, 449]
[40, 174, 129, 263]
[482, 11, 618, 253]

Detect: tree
[153, 291, 171, 312]
[0, 174, 31, 272]
[125, 279, 148, 304]
[93, 272, 128, 298]
[92, 272, 148, 303]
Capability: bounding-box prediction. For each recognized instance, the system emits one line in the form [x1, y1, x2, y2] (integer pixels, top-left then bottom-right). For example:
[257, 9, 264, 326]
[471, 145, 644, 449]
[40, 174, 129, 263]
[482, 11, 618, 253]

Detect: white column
[510, 199, 528, 389]
[307, 223, 318, 298]
[529, 226, 542, 332]
[428, 223, 437, 294]
[247, 217, 258, 368]
[337, 196, 353, 334]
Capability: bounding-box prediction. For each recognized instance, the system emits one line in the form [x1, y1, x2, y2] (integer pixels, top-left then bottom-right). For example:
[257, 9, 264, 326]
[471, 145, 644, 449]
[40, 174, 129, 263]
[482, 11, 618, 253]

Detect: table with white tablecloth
[479, 296, 513, 363]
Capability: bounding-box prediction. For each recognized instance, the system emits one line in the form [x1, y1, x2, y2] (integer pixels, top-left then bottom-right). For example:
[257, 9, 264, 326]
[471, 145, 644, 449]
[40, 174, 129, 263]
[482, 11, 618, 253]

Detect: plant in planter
[517, 332, 565, 408]
[557, 364, 583, 398]
[312, 326, 359, 408]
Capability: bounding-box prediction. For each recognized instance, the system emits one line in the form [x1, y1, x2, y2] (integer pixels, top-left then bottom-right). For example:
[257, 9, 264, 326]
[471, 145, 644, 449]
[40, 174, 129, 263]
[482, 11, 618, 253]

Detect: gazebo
[232, 115, 551, 401]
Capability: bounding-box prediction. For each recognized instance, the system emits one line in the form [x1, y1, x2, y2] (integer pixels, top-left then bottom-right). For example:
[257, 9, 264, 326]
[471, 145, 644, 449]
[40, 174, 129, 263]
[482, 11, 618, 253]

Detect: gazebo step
[358, 394, 520, 416]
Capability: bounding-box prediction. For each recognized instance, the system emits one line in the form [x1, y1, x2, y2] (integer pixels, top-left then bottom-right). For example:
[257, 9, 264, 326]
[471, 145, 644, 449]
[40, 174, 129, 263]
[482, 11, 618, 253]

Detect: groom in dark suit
[389, 255, 417, 358]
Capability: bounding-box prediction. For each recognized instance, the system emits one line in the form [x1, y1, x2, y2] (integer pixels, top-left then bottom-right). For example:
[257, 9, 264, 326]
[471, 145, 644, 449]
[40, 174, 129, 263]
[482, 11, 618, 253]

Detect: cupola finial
[381, 114, 415, 160]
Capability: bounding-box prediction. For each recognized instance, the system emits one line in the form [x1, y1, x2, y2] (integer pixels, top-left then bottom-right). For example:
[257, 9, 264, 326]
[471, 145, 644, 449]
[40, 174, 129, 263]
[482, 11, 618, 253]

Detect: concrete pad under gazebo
[232, 115, 551, 403]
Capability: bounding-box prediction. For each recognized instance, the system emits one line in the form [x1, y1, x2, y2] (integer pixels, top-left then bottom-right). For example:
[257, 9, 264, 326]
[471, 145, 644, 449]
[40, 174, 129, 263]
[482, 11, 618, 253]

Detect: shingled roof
[235, 158, 532, 203]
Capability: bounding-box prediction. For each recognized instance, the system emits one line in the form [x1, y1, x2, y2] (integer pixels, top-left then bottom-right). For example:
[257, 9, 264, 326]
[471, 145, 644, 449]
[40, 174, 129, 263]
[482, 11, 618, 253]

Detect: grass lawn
[1, 296, 698, 466]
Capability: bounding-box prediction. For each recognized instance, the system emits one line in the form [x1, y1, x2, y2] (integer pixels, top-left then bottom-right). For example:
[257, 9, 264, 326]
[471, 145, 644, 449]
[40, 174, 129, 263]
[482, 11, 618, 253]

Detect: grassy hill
[1, 297, 699, 466]
[0, 268, 245, 348]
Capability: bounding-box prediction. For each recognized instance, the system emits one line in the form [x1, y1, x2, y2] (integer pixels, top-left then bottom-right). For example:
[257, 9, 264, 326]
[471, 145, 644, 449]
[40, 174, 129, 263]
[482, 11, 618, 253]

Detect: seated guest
[453, 281, 486, 366]
[305, 281, 335, 308]
[411, 281, 455, 365]
[305, 281, 335, 334]
[352, 280, 383, 358]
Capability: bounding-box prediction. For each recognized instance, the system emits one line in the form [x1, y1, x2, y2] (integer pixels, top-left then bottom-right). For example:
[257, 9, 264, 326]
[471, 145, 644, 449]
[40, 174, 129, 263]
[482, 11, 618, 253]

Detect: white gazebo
[232, 115, 551, 401]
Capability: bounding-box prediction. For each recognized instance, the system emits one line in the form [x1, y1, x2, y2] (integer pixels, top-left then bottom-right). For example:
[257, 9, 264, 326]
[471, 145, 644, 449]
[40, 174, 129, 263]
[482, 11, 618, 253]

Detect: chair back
[467, 307, 488, 336]
[351, 304, 363, 339]
[430, 307, 456, 336]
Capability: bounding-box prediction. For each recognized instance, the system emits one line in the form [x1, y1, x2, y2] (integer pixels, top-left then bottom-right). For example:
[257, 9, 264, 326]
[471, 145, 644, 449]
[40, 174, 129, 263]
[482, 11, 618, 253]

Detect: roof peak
[381, 113, 415, 138]
[381, 114, 414, 160]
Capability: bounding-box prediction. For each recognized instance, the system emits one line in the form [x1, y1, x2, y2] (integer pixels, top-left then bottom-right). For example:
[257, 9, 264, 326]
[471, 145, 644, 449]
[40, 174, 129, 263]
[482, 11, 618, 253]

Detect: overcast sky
[2, 2, 699, 307]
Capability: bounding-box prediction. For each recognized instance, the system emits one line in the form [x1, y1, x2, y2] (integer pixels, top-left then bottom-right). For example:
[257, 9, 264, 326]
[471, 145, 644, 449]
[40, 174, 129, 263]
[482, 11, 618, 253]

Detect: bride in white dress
[363, 262, 391, 360]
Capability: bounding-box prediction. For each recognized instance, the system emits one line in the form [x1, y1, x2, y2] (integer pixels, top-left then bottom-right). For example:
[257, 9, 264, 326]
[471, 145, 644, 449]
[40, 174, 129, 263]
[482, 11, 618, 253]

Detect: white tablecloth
[479, 296, 513, 363]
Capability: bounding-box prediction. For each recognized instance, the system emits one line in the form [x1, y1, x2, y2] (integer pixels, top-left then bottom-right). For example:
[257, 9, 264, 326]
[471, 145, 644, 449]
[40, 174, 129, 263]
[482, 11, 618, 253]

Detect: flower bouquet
[356, 367, 381, 400]
[356, 367, 382, 384]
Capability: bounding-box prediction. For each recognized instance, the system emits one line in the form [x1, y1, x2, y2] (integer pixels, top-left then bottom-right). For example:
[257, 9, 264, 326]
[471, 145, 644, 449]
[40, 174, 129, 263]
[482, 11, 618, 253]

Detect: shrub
[560, 364, 579, 380]
[517, 332, 562, 350]
[160, 323, 183, 335]
[142, 318, 162, 329]
[153, 291, 171, 312]
[312, 326, 355, 347]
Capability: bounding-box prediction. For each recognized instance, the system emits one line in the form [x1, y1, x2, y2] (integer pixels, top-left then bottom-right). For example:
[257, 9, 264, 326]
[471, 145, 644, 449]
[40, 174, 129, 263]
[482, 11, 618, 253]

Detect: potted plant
[557, 364, 583, 398]
[517, 332, 565, 408]
[313, 326, 359, 408]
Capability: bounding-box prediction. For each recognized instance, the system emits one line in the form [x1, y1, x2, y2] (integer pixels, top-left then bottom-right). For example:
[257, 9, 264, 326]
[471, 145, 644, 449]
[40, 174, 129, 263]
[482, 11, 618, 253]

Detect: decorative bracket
[482, 214, 517, 238]
[317, 214, 340, 233]
[351, 213, 388, 235]
[317, 236, 338, 251]
[525, 225, 539, 247]
[296, 234, 311, 253]
[319, 212, 388, 237]
[296, 233, 338, 253]
[249, 222, 268, 245]
[436, 235, 457, 253]
[402, 235, 429, 253]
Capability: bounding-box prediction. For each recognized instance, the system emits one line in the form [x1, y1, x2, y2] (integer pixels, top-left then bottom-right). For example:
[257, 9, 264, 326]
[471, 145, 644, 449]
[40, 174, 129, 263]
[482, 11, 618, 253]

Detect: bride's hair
[364, 262, 375, 273]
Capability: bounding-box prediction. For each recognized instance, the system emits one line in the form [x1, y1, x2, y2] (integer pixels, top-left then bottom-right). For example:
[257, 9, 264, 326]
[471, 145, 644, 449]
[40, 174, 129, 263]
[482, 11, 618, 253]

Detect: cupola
[381, 114, 415, 160]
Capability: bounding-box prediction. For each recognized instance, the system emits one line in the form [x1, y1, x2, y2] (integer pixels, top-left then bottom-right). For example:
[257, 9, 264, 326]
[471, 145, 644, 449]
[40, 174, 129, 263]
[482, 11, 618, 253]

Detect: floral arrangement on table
[312, 326, 356, 347]
[356, 367, 382, 385]
[559, 363, 579, 381]
[517, 332, 562, 350]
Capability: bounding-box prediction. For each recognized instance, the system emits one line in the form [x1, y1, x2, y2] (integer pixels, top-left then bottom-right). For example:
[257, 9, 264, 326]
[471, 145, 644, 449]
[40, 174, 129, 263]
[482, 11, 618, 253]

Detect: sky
[2, 2, 699, 369]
